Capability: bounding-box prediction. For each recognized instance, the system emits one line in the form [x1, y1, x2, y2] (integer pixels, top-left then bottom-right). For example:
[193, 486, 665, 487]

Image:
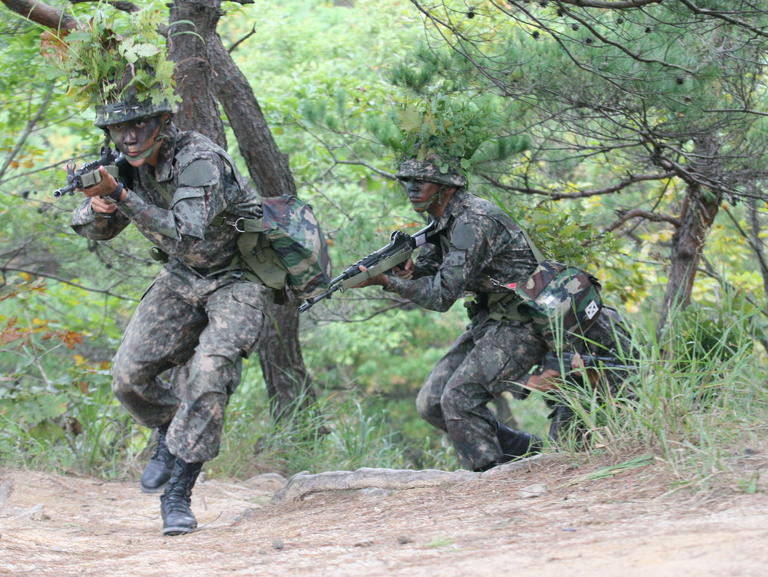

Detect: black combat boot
[140, 424, 175, 493]
[547, 402, 575, 443]
[496, 423, 543, 462]
[160, 459, 203, 536]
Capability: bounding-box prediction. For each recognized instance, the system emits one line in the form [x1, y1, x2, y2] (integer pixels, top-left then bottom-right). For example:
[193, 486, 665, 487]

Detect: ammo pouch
[235, 229, 288, 290]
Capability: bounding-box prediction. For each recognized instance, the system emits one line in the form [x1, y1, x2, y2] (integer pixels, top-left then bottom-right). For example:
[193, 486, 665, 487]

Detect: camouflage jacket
[386, 190, 538, 313]
[71, 127, 262, 274]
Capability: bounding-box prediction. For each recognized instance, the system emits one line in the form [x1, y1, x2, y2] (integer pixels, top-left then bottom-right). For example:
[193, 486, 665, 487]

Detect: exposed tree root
[273, 454, 547, 502]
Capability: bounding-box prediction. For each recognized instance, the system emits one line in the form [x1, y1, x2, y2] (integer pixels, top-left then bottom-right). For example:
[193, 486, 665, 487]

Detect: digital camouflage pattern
[386, 190, 538, 312]
[94, 96, 174, 128]
[111, 270, 265, 463]
[72, 126, 262, 272]
[543, 306, 636, 443]
[385, 189, 632, 470]
[396, 158, 468, 188]
[415, 315, 547, 470]
[385, 189, 547, 470]
[71, 125, 266, 464]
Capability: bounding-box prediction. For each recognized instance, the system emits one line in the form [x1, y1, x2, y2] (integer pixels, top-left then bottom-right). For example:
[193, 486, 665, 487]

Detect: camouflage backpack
[515, 231, 603, 340]
[231, 196, 332, 300]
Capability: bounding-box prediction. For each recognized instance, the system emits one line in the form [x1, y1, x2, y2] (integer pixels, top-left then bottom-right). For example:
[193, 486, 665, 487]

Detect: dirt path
[1, 454, 767, 577]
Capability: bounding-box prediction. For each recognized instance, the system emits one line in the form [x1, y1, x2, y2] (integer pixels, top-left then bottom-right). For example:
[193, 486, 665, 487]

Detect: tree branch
[1, 0, 77, 31]
[0, 82, 55, 182]
[605, 208, 681, 233]
[1, 266, 138, 302]
[482, 170, 676, 200]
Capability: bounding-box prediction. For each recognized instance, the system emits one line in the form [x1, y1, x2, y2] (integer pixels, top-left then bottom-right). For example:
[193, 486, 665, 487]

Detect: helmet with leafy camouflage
[396, 157, 467, 188]
[95, 95, 174, 128]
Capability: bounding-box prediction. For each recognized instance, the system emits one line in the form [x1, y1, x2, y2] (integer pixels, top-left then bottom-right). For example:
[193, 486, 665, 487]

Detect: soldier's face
[405, 179, 439, 212]
[107, 116, 163, 166]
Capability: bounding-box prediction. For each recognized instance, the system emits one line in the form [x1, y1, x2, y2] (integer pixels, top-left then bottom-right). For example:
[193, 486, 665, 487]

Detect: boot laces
[151, 430, 172, 462]
[162, 482, 192, 513]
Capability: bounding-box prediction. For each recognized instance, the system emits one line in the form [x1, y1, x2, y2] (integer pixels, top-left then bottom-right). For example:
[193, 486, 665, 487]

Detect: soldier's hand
[80, 166, 118, 198]
[354, 265, 390, 288]
[90, 195, 117, 214]
[525, 368, 562, 392]
[392, 258, 414, 280]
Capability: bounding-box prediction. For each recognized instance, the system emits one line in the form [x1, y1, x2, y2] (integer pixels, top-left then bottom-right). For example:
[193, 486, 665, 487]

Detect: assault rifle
[298, 220, 437, 312]
[53, 147, 125, 197]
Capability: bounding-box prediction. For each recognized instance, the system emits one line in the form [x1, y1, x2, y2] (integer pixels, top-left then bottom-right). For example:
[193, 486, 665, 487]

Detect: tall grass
[548, 298, 767, 492]
[213, 371, 457, 479]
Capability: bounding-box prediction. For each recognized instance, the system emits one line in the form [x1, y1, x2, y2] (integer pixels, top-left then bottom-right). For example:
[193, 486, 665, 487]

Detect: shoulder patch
[450, 219, 476, 251]
[179, 159, 219, 187]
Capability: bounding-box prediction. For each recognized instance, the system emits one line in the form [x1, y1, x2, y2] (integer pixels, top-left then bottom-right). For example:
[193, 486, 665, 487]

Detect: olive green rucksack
[229, 196, 332, 301]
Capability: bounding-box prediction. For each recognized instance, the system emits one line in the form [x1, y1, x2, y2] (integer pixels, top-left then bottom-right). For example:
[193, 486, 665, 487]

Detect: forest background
[0, 0, 766, 495]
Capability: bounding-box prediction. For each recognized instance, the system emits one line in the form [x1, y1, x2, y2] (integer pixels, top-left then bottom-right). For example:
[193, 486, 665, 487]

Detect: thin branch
[0, 83, 55, 181]
[482, 170, 675, 200]
[1, 0, 77, 31]
[228, 24, 257, 54]
[69, 0, 139, 11]
[1, 266, 138, 302]
[555, 0, 662, 7]
[605, 208, 681, 233]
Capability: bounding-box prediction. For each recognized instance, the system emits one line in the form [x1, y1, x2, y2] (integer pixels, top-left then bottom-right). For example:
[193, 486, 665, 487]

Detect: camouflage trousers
[416, 314, 548, 471]
[111, 267, 266, 463]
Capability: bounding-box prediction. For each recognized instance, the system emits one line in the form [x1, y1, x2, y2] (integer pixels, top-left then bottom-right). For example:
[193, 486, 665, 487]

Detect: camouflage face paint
[108, 116, 163, 162]
[405, 179, 439, 212]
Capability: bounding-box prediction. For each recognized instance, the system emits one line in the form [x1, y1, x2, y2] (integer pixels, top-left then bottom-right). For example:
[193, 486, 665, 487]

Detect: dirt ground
[1, 452, 767, 577]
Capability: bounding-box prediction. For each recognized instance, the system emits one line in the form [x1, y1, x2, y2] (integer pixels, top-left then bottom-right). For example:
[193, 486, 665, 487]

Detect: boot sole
[163, 524, 197, 536]
[140, 481, 169, 494]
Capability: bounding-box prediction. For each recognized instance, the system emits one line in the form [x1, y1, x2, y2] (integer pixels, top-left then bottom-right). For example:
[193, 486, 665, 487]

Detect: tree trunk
[169, 0, 315, 418]
[747, 195, 768, 299]
[207, 36, 296, 197]
[659, 136, 724, 332]
[168, 1, 226, 147]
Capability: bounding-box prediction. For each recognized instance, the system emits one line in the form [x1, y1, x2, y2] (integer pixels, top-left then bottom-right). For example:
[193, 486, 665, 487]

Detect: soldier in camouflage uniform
[71, 96, 267, 535]
[359, 156, 631, 471]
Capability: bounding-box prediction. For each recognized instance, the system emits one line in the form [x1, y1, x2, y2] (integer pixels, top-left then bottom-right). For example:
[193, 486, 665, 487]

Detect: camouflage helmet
[396, 157, 467, 188]
[94, 96, 174, 128]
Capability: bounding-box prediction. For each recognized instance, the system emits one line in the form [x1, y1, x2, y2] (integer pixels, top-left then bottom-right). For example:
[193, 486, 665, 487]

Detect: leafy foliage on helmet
[40, 5, 179, 120]
[374, 94, 529, 184]
[396, 157, 467, 187]
[368, 44, 530, 182]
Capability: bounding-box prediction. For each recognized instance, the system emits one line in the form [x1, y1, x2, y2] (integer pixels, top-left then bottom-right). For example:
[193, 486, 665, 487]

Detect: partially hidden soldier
[71, 93, 268, 536]
[526, 305, 636, 445]
[357, 155, 633, 471]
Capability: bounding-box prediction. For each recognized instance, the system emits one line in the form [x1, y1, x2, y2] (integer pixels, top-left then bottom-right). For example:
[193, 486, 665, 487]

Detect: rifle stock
[299, 220, 436, 312]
